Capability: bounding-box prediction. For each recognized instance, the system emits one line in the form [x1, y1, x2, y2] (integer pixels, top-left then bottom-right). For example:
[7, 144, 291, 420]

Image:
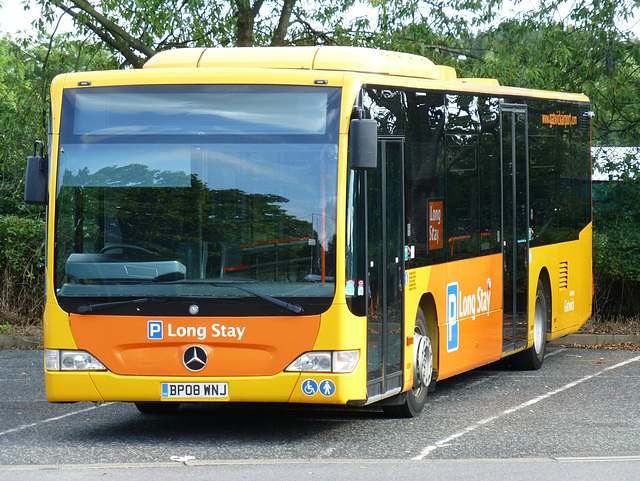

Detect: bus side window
[404, 91, 447, 267]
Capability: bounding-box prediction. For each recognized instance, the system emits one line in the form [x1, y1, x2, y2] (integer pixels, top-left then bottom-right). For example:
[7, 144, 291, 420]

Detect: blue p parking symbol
[446, 282, 459, 352]
[148, 320, 163, 339]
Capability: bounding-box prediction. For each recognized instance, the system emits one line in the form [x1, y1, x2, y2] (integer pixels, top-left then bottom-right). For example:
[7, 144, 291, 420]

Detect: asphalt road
[1, 346, 639, 479]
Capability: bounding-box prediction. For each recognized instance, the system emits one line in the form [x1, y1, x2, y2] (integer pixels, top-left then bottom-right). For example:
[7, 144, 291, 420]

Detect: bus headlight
[286, 350, 359, 373]
[45, 349, 107, 371]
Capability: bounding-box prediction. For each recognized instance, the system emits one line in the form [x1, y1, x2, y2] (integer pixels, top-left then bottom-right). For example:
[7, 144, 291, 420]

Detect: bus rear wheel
[512, 279, 547, 370]
[383, 308, 432, 418]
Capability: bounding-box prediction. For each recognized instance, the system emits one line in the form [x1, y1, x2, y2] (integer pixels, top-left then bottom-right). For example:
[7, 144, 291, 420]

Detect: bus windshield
[54, 84, 340, 316]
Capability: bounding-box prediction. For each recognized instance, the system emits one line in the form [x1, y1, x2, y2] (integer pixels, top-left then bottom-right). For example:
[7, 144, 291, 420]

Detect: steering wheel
[99, 244, 154, 255]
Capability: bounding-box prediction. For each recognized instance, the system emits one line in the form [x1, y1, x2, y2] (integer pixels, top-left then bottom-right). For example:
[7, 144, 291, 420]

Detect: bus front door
[501, 104, 529, 353]
[366, 139, 405, 400]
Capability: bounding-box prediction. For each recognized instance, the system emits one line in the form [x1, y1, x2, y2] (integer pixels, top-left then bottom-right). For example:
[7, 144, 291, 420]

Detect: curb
[0, 335, 43, 349]
[550, 333, 640, 346]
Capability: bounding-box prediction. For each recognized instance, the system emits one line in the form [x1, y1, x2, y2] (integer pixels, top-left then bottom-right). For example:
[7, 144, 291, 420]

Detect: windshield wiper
[77, 297, 150, 314]
[75, 280, 305, 315]
[156, 279, 304, 314]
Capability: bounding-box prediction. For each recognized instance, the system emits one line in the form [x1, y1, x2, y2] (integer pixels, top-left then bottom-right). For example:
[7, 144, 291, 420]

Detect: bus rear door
[501, 104, 530, 353]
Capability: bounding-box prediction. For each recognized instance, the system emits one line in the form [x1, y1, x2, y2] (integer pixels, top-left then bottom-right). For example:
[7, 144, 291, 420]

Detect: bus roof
[143, 46, 500, 86]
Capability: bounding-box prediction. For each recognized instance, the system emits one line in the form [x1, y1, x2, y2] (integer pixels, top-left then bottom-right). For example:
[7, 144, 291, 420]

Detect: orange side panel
[427, 254, 504, 380]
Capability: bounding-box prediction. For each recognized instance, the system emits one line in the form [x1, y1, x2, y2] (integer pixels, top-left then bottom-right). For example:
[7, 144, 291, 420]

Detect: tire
[383, 308, 433, 418]
[135, 402, 181, 415]
[512, 279, 547, 370]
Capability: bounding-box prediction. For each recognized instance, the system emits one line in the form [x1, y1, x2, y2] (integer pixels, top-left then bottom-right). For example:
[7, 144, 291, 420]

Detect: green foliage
[0, 33, 116, 328]
[34, 0, 506, 64]
[0, 36, 46, 218]
[592, 152, 640, 319]
[37, 0, 362, 63]
[0, 215, 45, 326]
[455, 0, 640, 146]
[0, 34, 117, 218]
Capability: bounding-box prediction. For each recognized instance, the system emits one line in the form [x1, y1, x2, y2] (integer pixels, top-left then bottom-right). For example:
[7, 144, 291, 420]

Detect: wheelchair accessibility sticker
[302, 379, 318, 396]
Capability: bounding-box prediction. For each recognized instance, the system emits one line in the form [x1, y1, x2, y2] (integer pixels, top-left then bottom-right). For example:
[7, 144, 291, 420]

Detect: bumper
[45, 370, 367, 405]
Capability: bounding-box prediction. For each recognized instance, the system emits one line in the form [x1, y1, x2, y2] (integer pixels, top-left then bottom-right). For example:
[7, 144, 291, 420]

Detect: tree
[34, 0, 507, 67]
[364, 1, 640, 146]
[0, 34, 117, 216]
[36, 0, 348, 67]
[455, 0, 640, 146]
[0, 34, 116, 328]
[350, 0, 500, 58]
[592, 151, 640, 319]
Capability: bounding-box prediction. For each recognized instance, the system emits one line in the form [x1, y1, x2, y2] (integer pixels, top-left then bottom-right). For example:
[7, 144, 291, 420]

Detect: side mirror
[24, 140, 48, 206]
[349, 119, 377, 170]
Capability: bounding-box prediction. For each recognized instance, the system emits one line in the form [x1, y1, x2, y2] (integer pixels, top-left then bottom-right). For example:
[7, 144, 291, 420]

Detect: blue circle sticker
[319, 379, 336, 397]
[301, 379, 318, 396]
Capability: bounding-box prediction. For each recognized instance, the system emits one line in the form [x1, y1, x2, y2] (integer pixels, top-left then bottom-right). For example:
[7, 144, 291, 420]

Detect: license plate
[161, 382, 228, 399]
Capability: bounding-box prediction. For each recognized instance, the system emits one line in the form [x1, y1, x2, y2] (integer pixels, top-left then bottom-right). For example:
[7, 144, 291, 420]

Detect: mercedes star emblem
[183, 345, 208, 372]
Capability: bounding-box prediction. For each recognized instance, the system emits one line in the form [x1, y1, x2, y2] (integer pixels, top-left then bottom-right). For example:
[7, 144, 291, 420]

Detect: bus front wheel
[383, 308, 432, 418]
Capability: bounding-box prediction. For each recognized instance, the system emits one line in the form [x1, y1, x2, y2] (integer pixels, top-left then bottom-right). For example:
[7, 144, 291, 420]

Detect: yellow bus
[25, 46, 592, 417]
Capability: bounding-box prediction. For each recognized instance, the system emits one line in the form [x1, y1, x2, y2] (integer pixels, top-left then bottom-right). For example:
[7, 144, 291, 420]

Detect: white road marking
[0, 403, 114, 438]
[412, 355, 640, 460]
[543, 348, 563, 358]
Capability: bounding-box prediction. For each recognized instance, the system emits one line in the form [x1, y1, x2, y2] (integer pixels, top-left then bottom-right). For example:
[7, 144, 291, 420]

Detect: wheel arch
[536, 267, 552, 333]
[418, 293, 439, 374]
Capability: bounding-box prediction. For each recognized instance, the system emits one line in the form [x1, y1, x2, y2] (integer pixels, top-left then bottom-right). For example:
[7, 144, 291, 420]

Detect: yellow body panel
[43, 304, 77, 351]
[144, 46, 443, 79]
[45, 371, 103, 402]
[530, 223, 593, 341]
[45, 368, 368, 405]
